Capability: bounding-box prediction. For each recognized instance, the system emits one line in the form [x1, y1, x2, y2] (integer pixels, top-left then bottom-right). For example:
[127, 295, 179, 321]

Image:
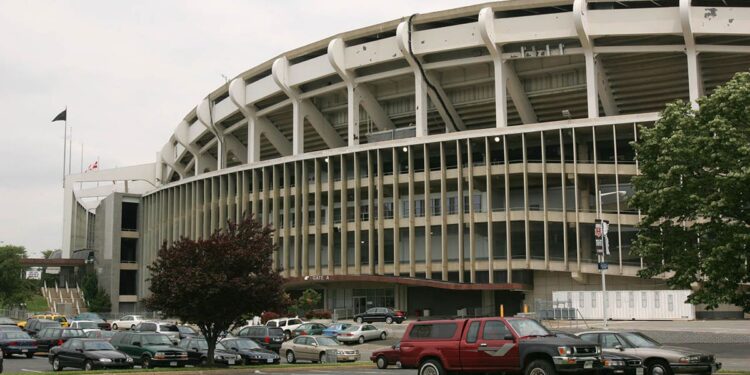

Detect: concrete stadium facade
[62, 0, 750, 317]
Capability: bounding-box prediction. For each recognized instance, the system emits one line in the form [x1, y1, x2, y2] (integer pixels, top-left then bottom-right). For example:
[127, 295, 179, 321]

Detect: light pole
[597, 190, 626, 329]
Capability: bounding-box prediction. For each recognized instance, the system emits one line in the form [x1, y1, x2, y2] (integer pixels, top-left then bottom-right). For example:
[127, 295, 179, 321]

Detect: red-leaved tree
[144, 216, 288, 366]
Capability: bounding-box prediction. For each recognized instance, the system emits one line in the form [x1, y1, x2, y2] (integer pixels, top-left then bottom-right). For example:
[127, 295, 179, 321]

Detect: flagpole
[68, 125, 73, 176]
[62, 115, 67, 188]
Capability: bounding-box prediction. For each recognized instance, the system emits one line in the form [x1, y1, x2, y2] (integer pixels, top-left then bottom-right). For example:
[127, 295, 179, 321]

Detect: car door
[363, 325, 375, 340]
[474, 320, 519, 371]
[68, 340, 86, 368]
[56, 340, 75, 366]
[116, 334, 135, 357]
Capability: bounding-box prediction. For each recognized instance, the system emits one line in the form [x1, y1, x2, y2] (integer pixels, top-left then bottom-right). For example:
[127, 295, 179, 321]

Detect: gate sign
[595, 219, 610, 255]
[26, 270, 41, 280]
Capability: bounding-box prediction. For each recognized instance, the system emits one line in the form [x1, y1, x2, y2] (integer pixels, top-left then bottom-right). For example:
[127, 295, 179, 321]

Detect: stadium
[60, 0, 750, 318]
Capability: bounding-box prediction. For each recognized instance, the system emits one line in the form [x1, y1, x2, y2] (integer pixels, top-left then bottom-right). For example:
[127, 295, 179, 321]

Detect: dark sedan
[177, 325, 200, 340]
[35, 328, 87, 352]
[178, 337, 241, 366]
[354, 307, 405, 324]
[0, 331, 37, 358]
[24, 319, 59, 337]
[221, 338, 280, 365]
[49, 338, 133, 371]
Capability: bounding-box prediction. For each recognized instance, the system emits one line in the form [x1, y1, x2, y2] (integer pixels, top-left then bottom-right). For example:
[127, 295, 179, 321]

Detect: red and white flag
[86, 160, 98, 172]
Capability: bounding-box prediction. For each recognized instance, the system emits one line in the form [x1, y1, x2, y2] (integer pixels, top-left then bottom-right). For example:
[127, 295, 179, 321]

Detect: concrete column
[467, 141, 476, 283]
[327, 157, 335, 275]
[283, 164, 291, 278]
[377, 150, 385, 275]
[485, 138, 495, 283]
[423, 146, 432, 279]
[341, 156, 349, 275]
[314, 160, 322, 275]
[439, 143, 448, 281]
[503, 136, 512, 283]
[367, 151, 376, 275]
[302, 162, 310, 276]
[408, 146, 416, 278]
[272, 166, 280, 270]
[457, 141, 465, 283]
[522, 134, 531, 267]
[354, 153, 362, 275]
[393, 148, 401, 276]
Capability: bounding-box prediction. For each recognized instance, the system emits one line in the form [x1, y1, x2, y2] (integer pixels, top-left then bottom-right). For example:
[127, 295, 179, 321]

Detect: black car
[0, 331, 37, 358]
[178, 337, 240, 366]
[71, 313, 111, 330]
[354, 307, 405, 324]
[602, 352, 645, 375]
[49, 338, 133, 371]
[35, 328, 87, 352]
[24, 319, 59, 337]
[237, 325, 285, 352]
[221, 338, 280, 365]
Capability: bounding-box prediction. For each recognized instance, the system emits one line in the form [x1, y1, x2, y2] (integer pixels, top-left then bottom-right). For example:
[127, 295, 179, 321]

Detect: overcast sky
[0, 0, 481, 257]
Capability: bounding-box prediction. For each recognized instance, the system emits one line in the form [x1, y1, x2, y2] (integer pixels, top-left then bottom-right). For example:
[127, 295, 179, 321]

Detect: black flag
[52, 109, 67, 122]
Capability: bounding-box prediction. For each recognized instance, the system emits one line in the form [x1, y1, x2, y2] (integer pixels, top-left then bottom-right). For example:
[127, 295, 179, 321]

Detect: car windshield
[194, 340, 227, 351]
[234, 339, 260, 350]
[84, 341, 115, 351]
[62, 329, 86, 337]
[142, 334, 173, 345]
[77, 322, 98, 329]
[4, 332, 31, 339]
[333, 324, 350, 330]
[507, 319, 551, 337]
[316, 337, 339, 346]
[79, 313, 102, 321]
[178, 326, 196, 334]
[620, 332, 661, 348]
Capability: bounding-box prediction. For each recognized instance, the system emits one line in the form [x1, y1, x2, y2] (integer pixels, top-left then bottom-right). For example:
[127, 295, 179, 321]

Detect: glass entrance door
[352, 296, 367, 315]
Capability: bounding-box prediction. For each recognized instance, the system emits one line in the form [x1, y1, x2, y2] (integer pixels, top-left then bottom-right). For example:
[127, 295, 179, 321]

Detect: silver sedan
[336, 324, 386, 344]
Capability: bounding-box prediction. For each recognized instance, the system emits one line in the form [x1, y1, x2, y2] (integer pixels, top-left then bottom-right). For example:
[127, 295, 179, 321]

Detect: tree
[144, 216, 287, 366]
[81, 272, 111, 313]
[631, 72, 750, 312]
[0, 245, 32, 307]
[295, 289, 322, 314]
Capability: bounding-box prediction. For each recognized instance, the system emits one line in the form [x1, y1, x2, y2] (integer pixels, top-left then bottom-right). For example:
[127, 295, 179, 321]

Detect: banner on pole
[595, 219, 610, 255]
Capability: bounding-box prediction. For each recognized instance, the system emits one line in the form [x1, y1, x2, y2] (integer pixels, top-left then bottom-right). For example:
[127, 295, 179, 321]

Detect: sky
[0, 0, 482, 257]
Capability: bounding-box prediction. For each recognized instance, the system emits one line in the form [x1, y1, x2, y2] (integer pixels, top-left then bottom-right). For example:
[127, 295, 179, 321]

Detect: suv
[133, 322, 181, 344]
[354, 307, 405, 324]
[265, 318, 304, 341]
[25, 319, 60, 337]
[399, 317, 602, 375]
[35, 327, 87, 352]
[111, 332, 188, 368]
[237, 325, 285, 352]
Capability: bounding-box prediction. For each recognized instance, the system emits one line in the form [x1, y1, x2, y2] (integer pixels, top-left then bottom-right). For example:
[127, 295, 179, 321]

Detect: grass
[7, 361, 374, 375]
[25, 294, 49, 312]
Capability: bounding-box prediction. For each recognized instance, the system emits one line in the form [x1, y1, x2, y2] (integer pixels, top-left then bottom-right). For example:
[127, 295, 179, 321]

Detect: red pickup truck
[399, 317, 602, 375]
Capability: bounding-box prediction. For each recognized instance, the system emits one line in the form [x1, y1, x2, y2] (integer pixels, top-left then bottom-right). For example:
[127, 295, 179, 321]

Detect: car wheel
[26, 352, 34, 358]
[386, 316, 393, 324]
[380, 332, 387, 340]
[419, 359, 445, 375]
[648, 360, 672, 375]
[319, 352, 327, 363]
[84, 360, 94, 371]
[286, 350, 296, 364]
[130, 324, 136, 330]
[52, 356, 63, 372]
[376, 356, 388, 369]
[355, 317, 363, 324]
[112, 323, 118, 330]
[358, 336, 365, 344]
[200, 357, 207, 366]
[142, 355, 153, 369]
[525, 359, 556, 375]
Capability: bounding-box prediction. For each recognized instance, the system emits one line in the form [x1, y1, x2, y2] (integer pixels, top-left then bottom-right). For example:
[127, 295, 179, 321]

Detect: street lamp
[597, 190, 626, 329]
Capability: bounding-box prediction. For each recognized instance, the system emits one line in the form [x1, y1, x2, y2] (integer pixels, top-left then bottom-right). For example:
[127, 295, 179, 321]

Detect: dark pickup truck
[399, 317, 602, 375]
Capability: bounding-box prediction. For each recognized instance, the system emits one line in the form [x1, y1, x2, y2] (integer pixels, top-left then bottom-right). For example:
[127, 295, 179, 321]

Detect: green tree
[0, 244, 32, 306]
[631, 71, 750, 312]
[295, 289, 322, 314]
[145, 216, 287, 366]
[81, 272, 111, 313]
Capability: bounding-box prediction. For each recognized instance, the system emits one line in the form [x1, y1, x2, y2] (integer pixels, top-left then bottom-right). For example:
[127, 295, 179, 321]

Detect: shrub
[261, 311, 280, 324]
[304, 309, 332, 320]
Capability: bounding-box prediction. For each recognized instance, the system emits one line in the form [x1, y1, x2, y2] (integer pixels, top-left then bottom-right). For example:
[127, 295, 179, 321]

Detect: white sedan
[110, 315, 146, 330]
[336, 324, 386, 344]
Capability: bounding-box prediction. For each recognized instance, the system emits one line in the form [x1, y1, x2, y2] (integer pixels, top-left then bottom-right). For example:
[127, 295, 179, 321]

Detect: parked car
[35, 328, 87, 352]
[354, 307, 405, 324]
[85, 330, 116, 341]
[220, 337, 280, 365]
[24, 319, 59, 337]
[281, 335, 360, 364]
[71, 313, 111, 330]
[0, 330, 37, 358]
[49, 338, 133, 371]
[0, 318, 16, 326]
[555, 331, 645, 375]
[265, 317, 305, 340]
[110, 315, 146, 331]
[44, 315, 69, 328]
[177, 325, 199, 340]
[237, 325, 285, 352]
[111, 331, 188, 368]
[292, 323, 328, 338]
[576, 330, 720, 375]
[399, 317, 602, 375]
[133, 321, 181, 344]
[17, 315, 51, 329]
[68, 321, 100, 333]
[371, 341, 400, 369]
[322, 323, 352, 337]
[178, 337, 241, 366]
[337, 324, 387, 344]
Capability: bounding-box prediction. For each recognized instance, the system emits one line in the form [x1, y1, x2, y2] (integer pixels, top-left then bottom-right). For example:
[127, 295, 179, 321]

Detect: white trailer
[552, 290, 695, 320]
